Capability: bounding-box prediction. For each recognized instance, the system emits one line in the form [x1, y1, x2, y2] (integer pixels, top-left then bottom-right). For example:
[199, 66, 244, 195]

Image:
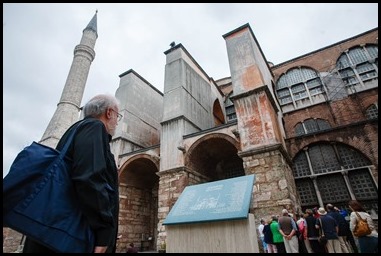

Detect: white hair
[83, 94, 120, 118]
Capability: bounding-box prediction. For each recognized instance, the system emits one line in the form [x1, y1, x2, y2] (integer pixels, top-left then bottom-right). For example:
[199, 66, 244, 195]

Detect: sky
[3, 3, 378, 177]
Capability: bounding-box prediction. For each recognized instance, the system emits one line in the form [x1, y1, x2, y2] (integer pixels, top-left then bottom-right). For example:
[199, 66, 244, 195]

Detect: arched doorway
[118, 154, 160, 252]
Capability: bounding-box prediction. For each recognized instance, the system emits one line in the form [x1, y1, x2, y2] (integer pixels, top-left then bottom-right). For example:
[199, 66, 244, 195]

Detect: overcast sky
[3, 3, 378, 177]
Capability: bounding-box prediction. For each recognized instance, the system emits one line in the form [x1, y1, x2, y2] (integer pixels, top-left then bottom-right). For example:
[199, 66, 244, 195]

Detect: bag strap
[319, 218, 325, 236]
[354, 211, 365, 221]
[58, 120, 86, 159]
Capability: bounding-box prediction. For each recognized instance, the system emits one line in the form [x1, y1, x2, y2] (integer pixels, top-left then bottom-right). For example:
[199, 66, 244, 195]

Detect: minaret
[40, 11, 98, 148]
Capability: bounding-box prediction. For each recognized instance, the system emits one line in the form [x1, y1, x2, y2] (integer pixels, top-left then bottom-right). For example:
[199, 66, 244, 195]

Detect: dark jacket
[23, 118, 119, 253]
[315, 215, 339, 240]
[263, 224, 274, 244]
[305, 215, 320, 238]
[327, 210, 350, 236]
[57, 117, 120, 252]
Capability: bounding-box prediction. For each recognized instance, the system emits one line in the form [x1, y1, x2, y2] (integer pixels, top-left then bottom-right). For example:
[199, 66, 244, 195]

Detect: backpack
[353, 212, 372, 237]
[3, 120, 94, 253]
[297, 220, 305, 240]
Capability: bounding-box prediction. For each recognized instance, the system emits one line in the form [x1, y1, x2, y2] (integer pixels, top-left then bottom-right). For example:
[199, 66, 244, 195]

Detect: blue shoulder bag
[3, 121, 94, 253]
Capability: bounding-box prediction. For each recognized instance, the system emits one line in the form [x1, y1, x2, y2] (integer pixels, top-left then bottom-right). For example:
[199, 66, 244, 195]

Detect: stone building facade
[3, 16, 378, 253]
[112, 24, 378, 252]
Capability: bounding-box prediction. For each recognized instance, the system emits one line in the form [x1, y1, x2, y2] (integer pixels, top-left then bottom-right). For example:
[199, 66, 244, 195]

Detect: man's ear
[106, 108, 112, 119]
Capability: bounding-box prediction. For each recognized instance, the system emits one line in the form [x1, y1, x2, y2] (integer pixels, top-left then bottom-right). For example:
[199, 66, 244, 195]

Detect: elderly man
[23, 94, 122, 253]
[278, 209, 299, 253]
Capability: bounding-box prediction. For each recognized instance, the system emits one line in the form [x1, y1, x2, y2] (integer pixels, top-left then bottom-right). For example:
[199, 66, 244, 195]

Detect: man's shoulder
[322, 215, 336, 222]
[81, 117, 103, 125]
[78, 118, 106, 132]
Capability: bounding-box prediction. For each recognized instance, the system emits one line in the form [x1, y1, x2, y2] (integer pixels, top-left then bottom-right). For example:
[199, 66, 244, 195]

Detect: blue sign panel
[163, 174, 255, 225]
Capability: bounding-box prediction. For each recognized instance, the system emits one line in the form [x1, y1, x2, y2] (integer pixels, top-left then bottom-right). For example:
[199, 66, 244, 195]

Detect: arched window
[276, 67, 324, 107]
[294, 118, 331, 136]
[293, 143, 377, 214]
[336, 45, 378, 88]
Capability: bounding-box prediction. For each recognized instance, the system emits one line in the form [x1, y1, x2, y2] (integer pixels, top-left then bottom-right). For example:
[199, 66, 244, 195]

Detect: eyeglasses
[110, 108, 123, 122]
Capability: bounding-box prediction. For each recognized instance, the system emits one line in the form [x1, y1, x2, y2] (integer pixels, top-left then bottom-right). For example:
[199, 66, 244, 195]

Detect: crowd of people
[257, 200, 378, 253]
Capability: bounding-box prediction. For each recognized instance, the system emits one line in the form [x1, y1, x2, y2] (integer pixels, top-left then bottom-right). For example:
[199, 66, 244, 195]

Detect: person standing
[23, 94, 122, 253]
[270, 215, 286, 253]
[326, 204, 351, 253]
[278, 209, 299, 253]
[346, 224, 360, 253]
[258, 219, 268, 253]
[315, 207, 342, 253]
[305, 209, 325, 253]
[296, 213, 308, 253]
[348, 200, 378, 253]
[263, 217, 277, 253]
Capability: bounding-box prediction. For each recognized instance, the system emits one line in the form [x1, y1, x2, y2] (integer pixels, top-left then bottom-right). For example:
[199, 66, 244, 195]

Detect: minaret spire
[84, 10, 98, 37]
[40, 12, 98, 147]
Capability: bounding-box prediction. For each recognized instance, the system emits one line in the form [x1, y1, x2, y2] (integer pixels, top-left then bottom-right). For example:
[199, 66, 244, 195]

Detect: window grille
[306, 78, 321, 89]
[317, 173, 351, 203]
[367, 45, 378, 59]
[302, 68, 317, 81]
[304, 119, 319, 133]
[295, 123, 305, 136]
[336, 45, 378, 88]
[338, 54, 351, 69]
[225, 93, 237, 122]
[296, 179, 318, 206]
[348, 169, 378, 200]
[293, 151, 311, 178]
[294, 118, 331, 136]
[293, 143, 377, 210]
[365, 104, 378, 119]
[277, 88, 291, 98]
[336, 144, 371, 169]
[288, 68, 304, 85]
[276, 67, 324, 107]
[316, 119, 331, 130]
[349, 47, 368, 65]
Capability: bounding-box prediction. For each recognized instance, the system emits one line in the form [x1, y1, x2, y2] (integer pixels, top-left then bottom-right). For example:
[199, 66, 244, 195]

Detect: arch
[186, 132, 241, 162]
[212, 99, 225, 126]
[117, 153, 160, 251]
[120, 153, 160, 173]
[185, 133, 243, 181]
[119, 153, 160, 187]
[276, 66, 320, 88]
[275, 66, 324, 107]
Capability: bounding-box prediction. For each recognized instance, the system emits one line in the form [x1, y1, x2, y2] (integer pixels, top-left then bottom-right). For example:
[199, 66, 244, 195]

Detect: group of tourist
[257, 200, 378, 253]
